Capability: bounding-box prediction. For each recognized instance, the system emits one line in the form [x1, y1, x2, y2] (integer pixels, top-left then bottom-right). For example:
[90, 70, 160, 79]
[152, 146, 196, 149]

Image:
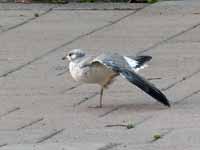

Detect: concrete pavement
[1, 1, 200, 149]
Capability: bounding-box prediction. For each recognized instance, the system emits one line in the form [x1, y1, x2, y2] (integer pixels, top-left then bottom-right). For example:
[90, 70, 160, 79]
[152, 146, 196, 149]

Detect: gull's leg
[99, 87, 104, 108]
[88, 87, 104, 108]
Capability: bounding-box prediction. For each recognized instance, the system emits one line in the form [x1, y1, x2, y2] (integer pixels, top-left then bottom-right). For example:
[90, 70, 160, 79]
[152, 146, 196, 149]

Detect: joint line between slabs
[73, 92, 99, 107]
[36, 128, 65, 143]
[0, 143, 8, 148]
[162, 68, 200, 91]
[97, 143, 122, 150]
[99, 106, 122, 118]
[16, 117, 44, 131]
[174, 89, 200, 105]
[0, 7, 55, 35]
[60, 83, 82, 94]
[137, 22, 200, 56]
[0, 107, 20, 119]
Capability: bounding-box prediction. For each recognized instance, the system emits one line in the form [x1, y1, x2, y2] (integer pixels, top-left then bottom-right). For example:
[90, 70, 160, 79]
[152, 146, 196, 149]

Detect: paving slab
[1, 1, 200, 150]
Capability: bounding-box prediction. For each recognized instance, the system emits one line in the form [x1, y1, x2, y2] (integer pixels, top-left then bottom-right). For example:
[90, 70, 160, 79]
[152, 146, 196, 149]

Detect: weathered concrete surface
[0, 1, 200, 149]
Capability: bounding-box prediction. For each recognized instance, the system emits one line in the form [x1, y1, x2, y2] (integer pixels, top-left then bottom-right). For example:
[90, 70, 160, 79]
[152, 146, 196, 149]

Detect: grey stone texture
[0, 1, 200, 149]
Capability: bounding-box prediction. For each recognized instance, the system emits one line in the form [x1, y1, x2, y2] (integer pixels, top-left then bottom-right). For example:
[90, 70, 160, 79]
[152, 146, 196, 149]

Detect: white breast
[69, 62, 86, 82]
[69, 61, 115, 85]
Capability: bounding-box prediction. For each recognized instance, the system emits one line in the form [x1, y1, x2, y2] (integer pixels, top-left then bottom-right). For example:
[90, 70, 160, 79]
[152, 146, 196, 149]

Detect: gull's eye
[69, 53, 73, 57]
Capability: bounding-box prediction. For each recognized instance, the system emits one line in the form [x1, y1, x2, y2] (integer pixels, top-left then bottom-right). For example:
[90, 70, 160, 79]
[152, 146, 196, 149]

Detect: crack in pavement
[0, 5, 148, 78]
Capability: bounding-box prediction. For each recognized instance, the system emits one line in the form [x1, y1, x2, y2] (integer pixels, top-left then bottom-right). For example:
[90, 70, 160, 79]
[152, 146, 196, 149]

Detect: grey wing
[78, 55, 97, 68]
[78, 53, 128, 73]
[93, 53, 152, 71]
[92, 53, 131, 70]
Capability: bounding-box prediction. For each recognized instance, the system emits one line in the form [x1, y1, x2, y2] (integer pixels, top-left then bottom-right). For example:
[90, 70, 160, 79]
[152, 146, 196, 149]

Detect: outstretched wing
[120, 69, 170, 107]
[92, 54, 170, 107]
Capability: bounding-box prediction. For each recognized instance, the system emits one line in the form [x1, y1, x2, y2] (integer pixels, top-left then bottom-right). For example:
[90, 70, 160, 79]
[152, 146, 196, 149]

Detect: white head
[62, 49, 86, 62]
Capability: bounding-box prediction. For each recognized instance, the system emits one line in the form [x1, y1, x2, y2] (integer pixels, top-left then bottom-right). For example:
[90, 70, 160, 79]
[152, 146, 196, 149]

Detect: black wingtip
[146, 84, 171, 107]
[161, 96, 171, 107]
[135, 55, 152, 63]
[134, 55, 152, 68]
[119, 69, 171, 107]
[165, 100, 171, 107]
[149, 89, 171, 107]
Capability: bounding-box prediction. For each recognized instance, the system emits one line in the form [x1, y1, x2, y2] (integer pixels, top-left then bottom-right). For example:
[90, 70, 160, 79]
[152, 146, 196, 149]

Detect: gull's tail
[124, 55, 152, 72]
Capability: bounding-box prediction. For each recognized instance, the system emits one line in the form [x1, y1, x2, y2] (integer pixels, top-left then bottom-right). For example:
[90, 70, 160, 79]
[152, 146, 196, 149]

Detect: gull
[62, 49, 170, 108]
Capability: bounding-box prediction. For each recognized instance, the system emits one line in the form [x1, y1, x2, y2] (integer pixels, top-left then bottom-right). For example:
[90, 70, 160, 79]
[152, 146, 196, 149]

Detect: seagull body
[63, 49, 170, 108]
